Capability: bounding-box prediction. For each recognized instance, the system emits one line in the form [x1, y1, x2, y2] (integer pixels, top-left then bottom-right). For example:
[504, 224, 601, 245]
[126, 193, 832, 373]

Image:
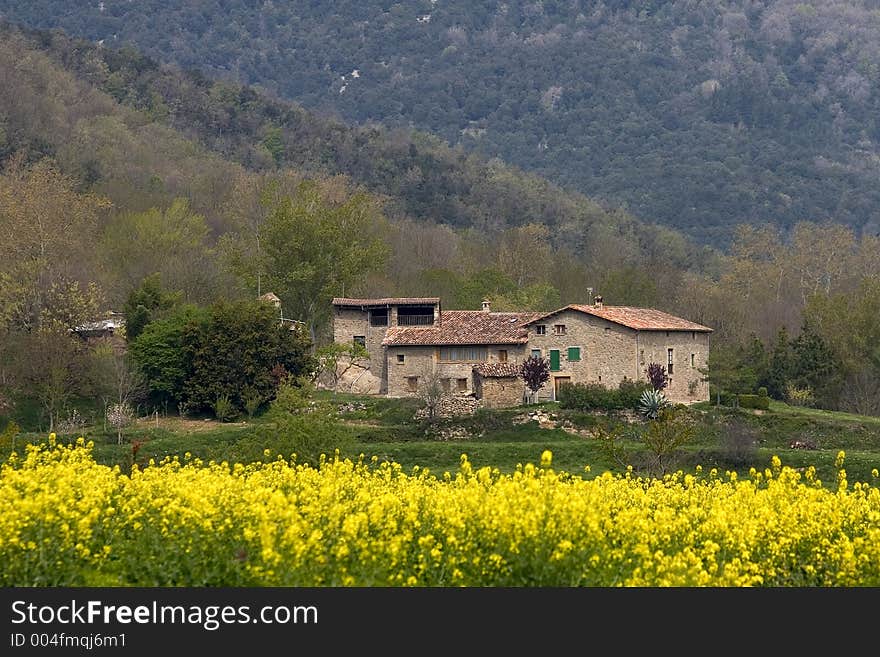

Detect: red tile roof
[382, 311, 543, 346]
[473, 362, 521, 378]
[525, 304, 713, 332]
[332, 297, 440, 306]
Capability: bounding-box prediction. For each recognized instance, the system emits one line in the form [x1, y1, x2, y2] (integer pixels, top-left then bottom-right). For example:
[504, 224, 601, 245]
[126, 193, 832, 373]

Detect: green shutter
[567, 347, 580, 362]
[549, 349, 560, 371]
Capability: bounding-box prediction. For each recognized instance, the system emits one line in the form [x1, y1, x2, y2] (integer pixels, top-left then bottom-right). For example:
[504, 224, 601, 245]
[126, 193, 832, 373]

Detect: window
[666, 331, 670, 337]
[456, 378, 468, 392]
[667, 348, 674, 375]
[397, 354, 405, 364]
[406, 376, 419, 392]
[353, 335, 366, 348]
[397, 305, 435, 326]
[639, 349, 645, 365]
[531, 348, 541, 359]
[567, 347, 581, 362]
[438, 347, 488, 362]
[498, 349, 508, 362]
[549, 349, 560, 371]
[691, 353, 695, 368]
[554, 324, 567, 336]
[369, 309, 388, 326]
[535, 325, 547, 335]
[691, 331, 696, 340]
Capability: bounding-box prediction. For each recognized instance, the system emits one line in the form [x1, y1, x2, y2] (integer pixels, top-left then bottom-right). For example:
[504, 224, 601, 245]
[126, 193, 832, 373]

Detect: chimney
[594, 295, 603, 309]
[481, 298, 491, 313]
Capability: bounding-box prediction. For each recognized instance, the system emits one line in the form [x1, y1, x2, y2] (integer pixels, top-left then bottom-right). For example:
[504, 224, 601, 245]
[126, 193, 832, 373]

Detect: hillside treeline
[0, 28, 878, 427]
[4, 2, 880, 244]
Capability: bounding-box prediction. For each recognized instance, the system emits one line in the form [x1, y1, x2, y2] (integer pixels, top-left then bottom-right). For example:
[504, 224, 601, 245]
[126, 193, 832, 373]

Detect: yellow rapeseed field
[2, 436, 879, 586]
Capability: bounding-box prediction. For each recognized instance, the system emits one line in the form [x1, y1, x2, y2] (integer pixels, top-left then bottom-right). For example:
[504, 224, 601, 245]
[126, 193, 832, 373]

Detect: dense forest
[0, 24, 879, 427]
[3, 1, 880, 245]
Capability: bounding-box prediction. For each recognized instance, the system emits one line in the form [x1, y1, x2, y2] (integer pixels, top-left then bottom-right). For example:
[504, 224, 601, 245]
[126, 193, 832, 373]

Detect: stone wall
[637, 330, 710, 403]
[413, 394, 482, 419]
[385, 345, 525, 397]
[526, 309, 710, 403]
[528, 309, 635, 401]
[475, 375, 525, 408]
[332, 306, 387, 390]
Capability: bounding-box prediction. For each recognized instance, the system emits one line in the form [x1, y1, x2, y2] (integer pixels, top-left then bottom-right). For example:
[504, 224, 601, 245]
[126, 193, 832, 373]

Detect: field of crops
[2, 435, 880, 587]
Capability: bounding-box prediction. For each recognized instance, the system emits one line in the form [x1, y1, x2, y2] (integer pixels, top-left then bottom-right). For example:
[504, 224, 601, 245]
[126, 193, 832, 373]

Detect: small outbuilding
[472, 362, 524, 409]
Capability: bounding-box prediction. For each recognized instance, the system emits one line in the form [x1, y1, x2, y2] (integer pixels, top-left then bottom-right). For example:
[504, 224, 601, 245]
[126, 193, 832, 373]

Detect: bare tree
[417, 368, 452, 421]
[314, 341, 369, 393]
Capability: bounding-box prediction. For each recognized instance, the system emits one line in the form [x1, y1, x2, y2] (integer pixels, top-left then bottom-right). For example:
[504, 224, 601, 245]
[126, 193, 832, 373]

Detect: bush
[211, 394, 238, 422]
[227, 378, 354, 467]
[717, 419, 760, 468]
[786, 384, 816, 408]
[558, 380, 650, 412]
[757, 387, 769, 398]
[738, 394, 770, 410]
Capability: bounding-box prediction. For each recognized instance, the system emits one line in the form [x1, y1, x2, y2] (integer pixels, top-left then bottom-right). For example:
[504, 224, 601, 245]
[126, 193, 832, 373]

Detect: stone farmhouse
[331, 296, 712, 406]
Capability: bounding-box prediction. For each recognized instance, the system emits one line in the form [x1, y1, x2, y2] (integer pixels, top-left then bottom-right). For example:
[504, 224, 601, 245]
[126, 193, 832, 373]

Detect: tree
[520, 355, 550, 403]
[122, 273, 182, 340]
[100, 198, 220, 305]
[766, 327, 793, 400]
[89, 344, 147, 442]
[645, 363, 668, 391]
[227, 376, 355, 468]
[128, 305, 207, 409]
[181, 299, 316, 416]
[315, 341, 369, 392]
[641, 408, 696, 476]
[226, 179, 390, 342]
[9, 326, 87, 432]
[700, 343, 757, 406]
[0, 156, 111, 332]
[790, 320, 841, 408]
[417, 368, 451, 421]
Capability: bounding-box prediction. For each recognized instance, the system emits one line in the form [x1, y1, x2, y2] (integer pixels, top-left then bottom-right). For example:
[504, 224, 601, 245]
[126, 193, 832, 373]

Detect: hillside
[2, 24, 879, 422]
[0, 24, 709, 271]
[3, 1, 880, 245]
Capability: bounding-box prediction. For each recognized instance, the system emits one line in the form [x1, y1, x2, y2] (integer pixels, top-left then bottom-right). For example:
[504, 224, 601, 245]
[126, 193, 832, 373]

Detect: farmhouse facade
[332, 296, 712, 405]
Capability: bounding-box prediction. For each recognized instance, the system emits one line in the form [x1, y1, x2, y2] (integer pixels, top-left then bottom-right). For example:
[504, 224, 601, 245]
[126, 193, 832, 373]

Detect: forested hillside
[1, 24, 879, 424]
[4, 1, 880, 245]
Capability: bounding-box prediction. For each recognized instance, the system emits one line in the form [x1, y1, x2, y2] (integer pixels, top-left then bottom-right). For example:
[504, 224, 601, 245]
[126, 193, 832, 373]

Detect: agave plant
[638, 389, 670, 420]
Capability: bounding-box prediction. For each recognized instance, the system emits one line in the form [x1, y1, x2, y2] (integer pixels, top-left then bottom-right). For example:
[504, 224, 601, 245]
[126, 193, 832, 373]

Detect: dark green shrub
[757, 387, 769, 398]
[558, 380, 651, 412]
[738, 394, 770, 410]
[616, 379, 652, 408]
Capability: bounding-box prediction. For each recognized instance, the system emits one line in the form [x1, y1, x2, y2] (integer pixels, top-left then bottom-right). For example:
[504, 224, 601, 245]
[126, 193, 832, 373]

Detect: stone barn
[473, 362, 524, 409]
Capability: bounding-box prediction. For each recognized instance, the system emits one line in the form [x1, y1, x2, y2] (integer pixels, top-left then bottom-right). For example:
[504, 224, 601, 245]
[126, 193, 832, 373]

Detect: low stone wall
[414, 394, 483, 419]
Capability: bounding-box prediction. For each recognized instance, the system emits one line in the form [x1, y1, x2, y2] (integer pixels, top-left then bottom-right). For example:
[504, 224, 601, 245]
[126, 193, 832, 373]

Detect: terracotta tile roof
[525, 304, 713, 332]
[332, 297, 440, 306]
[382, 311, 543, 346]
[473, 362, 521, 378]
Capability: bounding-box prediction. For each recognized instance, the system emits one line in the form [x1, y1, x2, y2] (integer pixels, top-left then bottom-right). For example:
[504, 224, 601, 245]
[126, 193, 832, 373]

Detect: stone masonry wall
[637, 330, 710, 403]
[477, 376, 525, 408]
[526, 309, 710, 404]
[385, 344, 527, 397]
[528, 309, 637, 401]
[332, 306, 387, 390]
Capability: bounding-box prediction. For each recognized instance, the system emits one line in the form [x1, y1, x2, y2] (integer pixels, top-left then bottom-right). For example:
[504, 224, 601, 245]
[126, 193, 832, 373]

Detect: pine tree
[766, 327, 792, 400]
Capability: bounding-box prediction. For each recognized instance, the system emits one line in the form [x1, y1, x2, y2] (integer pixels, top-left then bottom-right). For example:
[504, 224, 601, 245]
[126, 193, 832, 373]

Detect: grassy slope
[4, 395, 879, 489]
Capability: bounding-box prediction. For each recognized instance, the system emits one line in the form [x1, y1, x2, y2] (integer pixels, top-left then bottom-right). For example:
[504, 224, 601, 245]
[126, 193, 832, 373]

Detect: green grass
[3, 394, 880, 489]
